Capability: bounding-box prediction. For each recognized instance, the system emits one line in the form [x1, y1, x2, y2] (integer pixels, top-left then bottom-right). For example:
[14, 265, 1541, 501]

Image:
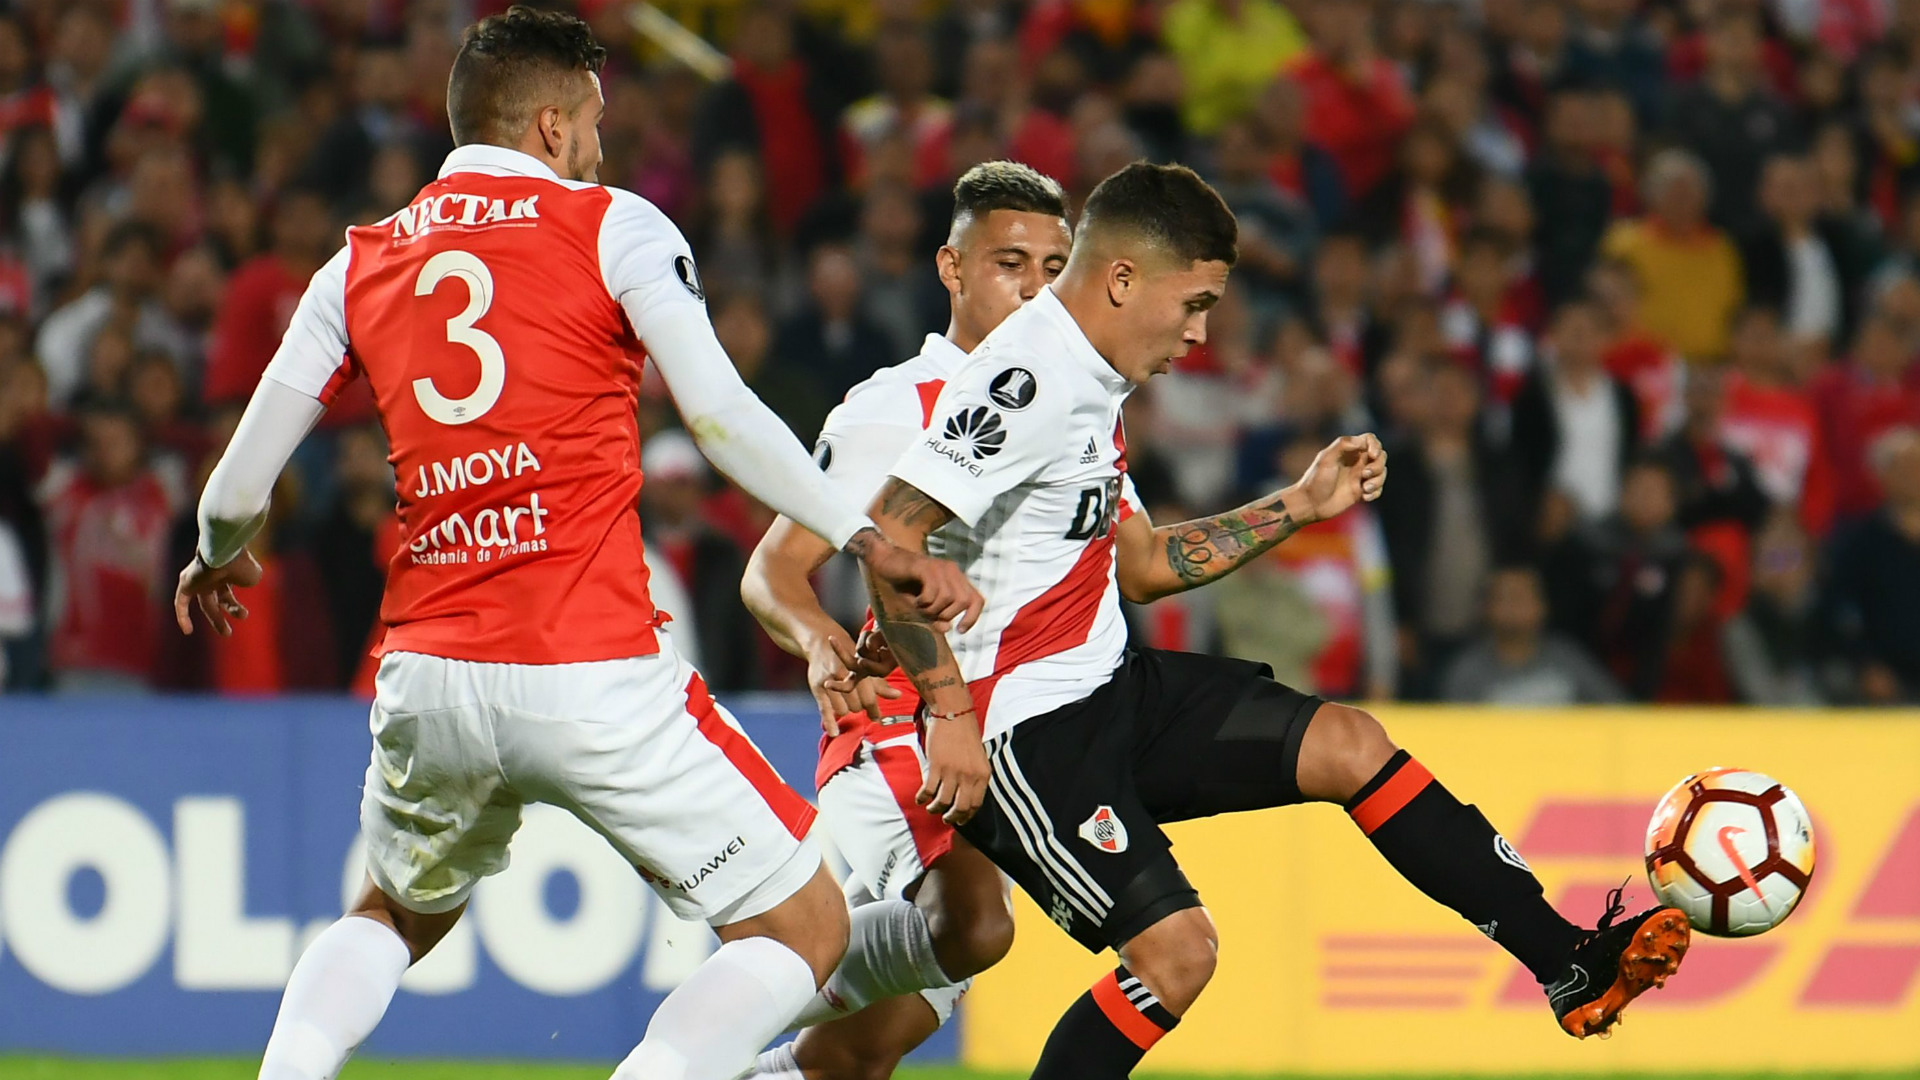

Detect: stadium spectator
[1654, 366, 1773, 532]
[1724, 514, 1826, 704]
[1162, 0, 1306, 138]
[1601, 149, 1745, 361]
[1528, 87, 1614, 309]
[1811, 310, 1920, 520]
[841, 22, 951, 190]
[1564, 0, 1667, 122]
[1209, 114, 1315, 323]
[1665, 10, 1800, 237]
[1591, 258, 1684, 441]
[1287, 0, 1415, 203]
[35, 221, 188, 408]
[1720, 305, 1837, 535]
[1510, 298, 1640, 525]
[1741, 155, 1856, 349]
[1378, 362, 1530, 695]
[1825, 425, 1920, 703]
[5, 125, 73, 311]
[41, 402, 175, 692]
[691, 4, 836, 236]
[1587, 457, 1694, 699]
[203, 187, 334, 410]
[309, 425, 393, 688]
[855, 183, 947, 360]
[1441, 565, 1625, 704]
[1654, 552, 1735, 703]
[770, 243, 894, 440]
[637, 431, 759, 693]
[1306, 230, 1388, 380]
[1253, 75, 1347, 229]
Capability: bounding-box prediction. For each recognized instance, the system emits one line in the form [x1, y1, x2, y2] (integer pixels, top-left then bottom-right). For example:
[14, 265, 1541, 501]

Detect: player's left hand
[173, 549, 264, 636]
[1289, 433, 1387, 524]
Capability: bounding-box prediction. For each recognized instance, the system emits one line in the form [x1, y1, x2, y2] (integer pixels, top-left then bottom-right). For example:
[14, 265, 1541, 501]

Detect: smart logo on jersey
[1078, 805, 1129, 853]
[924, 406, 1006, 474]
[988, 367, 1037, 410]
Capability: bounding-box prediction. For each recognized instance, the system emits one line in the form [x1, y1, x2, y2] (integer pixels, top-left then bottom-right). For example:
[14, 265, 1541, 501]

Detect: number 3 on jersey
[413, 249, 505, 425]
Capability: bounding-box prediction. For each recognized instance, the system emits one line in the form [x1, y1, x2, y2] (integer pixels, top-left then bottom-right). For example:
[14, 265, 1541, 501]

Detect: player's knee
[1120, 909, 1218, 1015]
[348, 878, 460, 964]
[1302, 703, 1399, 803]
[926, 896, 1015, 979]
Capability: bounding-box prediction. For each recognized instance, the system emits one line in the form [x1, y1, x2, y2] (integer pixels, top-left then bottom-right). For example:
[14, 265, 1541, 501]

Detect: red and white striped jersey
[888, 287, 1140, 739]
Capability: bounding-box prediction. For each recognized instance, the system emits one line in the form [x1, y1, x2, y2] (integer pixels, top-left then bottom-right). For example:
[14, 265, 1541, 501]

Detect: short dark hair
[952, 161, 1068, 226]
[1078, 161, 1237, 267]
[448, 6, 606, 146]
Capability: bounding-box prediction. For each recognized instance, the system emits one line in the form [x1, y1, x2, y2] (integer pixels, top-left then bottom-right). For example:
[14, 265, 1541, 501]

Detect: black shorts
[956, 648, 1323, 953]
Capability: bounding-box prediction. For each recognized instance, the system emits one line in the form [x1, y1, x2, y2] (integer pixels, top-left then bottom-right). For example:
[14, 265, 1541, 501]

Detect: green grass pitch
[1, 1063, 1916, 1080]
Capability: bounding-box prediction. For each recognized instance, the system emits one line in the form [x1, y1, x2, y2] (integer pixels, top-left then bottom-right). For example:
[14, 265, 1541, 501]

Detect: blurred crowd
[2, 0, 1919, 707]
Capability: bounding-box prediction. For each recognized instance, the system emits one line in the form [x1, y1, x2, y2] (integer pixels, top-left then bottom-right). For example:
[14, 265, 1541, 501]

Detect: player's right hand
[807, 632, 901, 734]
[173, 549, 264, 637]
[864, 543, 985, 632]
[919, 708, 989, 825]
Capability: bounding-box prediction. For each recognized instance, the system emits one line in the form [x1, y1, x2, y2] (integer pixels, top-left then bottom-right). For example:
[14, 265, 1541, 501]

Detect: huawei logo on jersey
[942, 407, 1006, 459]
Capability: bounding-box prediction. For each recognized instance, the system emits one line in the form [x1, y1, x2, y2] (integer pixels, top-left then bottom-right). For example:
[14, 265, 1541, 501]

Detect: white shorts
[816, 722, 955, 904]
[360, 632, 820, 924]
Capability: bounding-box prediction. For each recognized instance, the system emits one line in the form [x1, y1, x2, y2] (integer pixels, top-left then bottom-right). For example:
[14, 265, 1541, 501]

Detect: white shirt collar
[437, 144, 564, 183]
[918, 333, 969, 371]
[1030, 286, 1133, 395]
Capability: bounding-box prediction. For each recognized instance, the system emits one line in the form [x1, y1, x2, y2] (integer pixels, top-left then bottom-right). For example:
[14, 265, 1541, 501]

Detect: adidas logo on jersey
[1079, 437, 1100, 464]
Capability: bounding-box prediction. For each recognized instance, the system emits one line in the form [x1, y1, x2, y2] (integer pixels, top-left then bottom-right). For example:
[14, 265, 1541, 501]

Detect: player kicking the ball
[171, 9, 979, 1080]
[857, 162, 1690, 1076]
[739, 161, 1073, 1079]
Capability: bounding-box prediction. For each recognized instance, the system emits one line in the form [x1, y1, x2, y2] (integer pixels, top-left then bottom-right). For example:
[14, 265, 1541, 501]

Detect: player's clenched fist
[173, 549, 264, 637]
[1288, 432, 1388, 524]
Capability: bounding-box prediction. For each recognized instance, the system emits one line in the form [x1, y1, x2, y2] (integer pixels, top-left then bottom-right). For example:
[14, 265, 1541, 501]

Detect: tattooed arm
[1116, 433, 1388, 604]
[860, 476, 990, 824]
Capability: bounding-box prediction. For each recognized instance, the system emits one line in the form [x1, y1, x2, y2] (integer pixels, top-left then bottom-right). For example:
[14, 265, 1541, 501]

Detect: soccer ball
[1644, 768, 1815, 937]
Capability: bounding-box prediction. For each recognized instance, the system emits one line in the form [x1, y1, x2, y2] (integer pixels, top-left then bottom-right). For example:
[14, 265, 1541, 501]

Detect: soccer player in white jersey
[739, 161, 1072, 1079]
[170, 10, 980, 1080]
[859, 162, 1692, 1076]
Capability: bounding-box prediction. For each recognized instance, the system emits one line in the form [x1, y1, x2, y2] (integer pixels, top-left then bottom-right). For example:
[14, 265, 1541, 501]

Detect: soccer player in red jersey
[171, 10, 979, 1080]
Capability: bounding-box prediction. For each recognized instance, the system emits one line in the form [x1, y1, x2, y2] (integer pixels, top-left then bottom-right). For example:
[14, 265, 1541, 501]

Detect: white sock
[258, 915, 411, 1080]
[612, 936, 817, 1080]
[749, 1043, 804, 1079]
[788, 898, 955, 1029]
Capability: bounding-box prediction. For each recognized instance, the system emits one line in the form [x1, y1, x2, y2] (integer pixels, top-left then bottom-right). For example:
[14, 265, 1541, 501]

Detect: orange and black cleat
[1544, 884, 1690, 1039]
